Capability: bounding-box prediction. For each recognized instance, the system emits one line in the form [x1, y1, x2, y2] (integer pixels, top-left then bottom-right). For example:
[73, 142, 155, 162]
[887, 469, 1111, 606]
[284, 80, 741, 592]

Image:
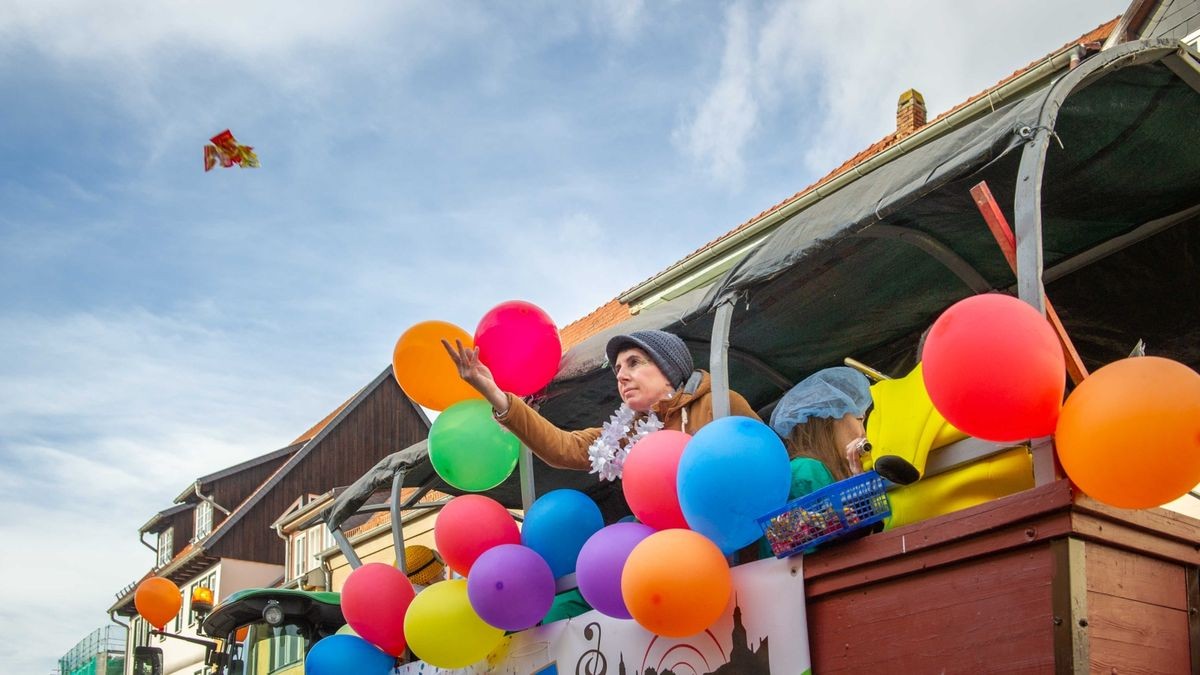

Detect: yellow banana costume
[865, 363, 1033, 529]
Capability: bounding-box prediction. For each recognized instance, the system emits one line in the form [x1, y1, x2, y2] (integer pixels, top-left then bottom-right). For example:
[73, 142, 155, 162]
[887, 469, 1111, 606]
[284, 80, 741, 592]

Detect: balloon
[466, 544, 555, 631]
[622, 430, 690, 530]
[428, 399, 520, 491]
[305, 634, 393, 675]
[434, 495, 521, 576]
[134, 577, 182, 630]
[1057, 357, 1200, 509]
[521, 489, 604, 579]
[621, 529, 732, 637]
[335, 624, 358, 637]
[392, 321, 483, 411]
[404, 579, 505, 669]
[576, 522, 655, 619]
[677, 416, 790, 554]
[341, 563, 416, 656]
[475, 300, 562, 397]
[922, 294, 1066, 442]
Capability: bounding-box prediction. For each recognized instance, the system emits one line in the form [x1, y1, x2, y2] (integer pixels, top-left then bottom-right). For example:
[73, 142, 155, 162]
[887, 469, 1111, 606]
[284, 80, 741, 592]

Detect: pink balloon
[341, 562, 416, 656]
[622, 430, 691, 530]
[475, 301, 562, 397]
[433, 495, 521, 577]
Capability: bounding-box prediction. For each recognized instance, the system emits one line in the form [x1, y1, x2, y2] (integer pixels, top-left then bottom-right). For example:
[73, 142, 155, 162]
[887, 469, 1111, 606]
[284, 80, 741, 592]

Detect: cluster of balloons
[921, 293, 1200, 510]
[570, 417, 788, 637]
[324, 418, 791, 670]
[392, 301, 562, 492]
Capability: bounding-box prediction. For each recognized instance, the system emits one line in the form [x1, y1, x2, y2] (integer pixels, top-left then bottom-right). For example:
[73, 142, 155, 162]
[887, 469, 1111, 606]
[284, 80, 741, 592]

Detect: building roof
[554, 18, 1119, 344]
[110, 367, 408, 615]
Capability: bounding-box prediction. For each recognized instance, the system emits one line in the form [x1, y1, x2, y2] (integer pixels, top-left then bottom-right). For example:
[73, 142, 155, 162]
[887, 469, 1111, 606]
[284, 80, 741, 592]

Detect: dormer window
[195, 500, 213, 540]
[156, 528, 174, 568]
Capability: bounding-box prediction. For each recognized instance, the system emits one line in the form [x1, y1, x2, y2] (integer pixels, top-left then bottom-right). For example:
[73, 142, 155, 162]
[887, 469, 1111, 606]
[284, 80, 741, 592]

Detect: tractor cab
[198, 588, 344, 675]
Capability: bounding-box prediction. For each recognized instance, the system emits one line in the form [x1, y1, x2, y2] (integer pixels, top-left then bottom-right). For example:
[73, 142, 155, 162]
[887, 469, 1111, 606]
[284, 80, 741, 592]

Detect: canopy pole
[330, 527, 362, 570]
[518, 445, 536, 511]
[710, 298, 735, 419]
[390, 471, 407, 573]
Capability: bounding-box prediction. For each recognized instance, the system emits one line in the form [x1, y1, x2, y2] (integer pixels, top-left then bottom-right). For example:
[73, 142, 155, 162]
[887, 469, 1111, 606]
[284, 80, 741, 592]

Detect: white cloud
[673, 2, 759, 185]
[676, 0, 1128, 186]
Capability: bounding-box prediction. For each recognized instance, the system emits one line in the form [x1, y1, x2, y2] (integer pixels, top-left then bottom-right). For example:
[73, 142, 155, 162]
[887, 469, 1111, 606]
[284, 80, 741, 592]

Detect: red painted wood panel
[1088, 592, 1190, 675]
[808, 546, 1055, 674]
[1086, 543, 1188, 611]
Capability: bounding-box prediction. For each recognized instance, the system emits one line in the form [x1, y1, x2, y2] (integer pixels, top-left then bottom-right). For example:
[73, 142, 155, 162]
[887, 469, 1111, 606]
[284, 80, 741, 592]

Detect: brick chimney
[896, 88, 927, 138]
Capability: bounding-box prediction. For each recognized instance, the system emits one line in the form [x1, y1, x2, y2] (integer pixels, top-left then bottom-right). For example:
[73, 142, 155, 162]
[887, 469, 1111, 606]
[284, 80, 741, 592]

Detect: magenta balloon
[466, 544, 556, 631]
[576, 522, 656, 619]
[475, 301, 562, 397]
[622, 430, 691, 530]
[341, 562, 416, 656]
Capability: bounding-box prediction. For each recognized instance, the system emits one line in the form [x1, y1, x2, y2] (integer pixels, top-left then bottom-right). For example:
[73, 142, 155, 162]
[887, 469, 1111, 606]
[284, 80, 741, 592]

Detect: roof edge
[618, 20, 1117, 310]
[198, 366, 396, 553]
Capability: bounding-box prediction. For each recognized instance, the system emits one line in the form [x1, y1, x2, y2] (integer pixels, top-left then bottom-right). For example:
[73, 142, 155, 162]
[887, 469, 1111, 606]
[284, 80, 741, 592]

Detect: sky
[0, 1, 1129, 672]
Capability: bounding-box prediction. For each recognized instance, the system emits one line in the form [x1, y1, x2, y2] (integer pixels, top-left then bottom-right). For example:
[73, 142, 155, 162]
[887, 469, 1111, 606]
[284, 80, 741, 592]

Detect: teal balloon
[429, 399, 520, 491]
[305, 634, 393, 675]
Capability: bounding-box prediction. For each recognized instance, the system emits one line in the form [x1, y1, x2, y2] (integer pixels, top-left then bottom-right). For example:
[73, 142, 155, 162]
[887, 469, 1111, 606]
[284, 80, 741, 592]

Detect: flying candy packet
[204, 129, 260, 171]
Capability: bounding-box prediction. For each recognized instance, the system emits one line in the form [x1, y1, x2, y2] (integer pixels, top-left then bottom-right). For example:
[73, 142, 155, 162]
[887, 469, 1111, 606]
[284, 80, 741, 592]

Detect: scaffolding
[58, 625, 125, 675]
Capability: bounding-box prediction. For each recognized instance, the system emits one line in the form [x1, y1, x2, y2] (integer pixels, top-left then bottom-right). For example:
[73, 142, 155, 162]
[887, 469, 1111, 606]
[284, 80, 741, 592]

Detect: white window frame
[156, 528, 173, 568]
[194, 501, 213, 540]
[290, 533, 307, 580]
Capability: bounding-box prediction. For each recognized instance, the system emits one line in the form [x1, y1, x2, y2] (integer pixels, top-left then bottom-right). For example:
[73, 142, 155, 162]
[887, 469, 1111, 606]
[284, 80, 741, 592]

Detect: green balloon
[429, 399, 520, 491]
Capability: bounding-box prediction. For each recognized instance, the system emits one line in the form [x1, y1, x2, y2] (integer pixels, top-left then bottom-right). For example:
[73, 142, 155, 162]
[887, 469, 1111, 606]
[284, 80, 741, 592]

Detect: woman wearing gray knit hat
[444, 329, 759, 479]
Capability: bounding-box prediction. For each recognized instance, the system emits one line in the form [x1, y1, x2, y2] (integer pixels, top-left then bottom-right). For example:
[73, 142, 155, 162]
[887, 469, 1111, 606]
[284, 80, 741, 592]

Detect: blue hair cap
[769, 367, 872, 438]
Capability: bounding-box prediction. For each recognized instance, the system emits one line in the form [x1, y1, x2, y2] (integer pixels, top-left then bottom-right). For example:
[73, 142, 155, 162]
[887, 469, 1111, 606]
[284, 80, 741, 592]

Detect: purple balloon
[575, 522, 655, 619]
[466, 544, 555, 631]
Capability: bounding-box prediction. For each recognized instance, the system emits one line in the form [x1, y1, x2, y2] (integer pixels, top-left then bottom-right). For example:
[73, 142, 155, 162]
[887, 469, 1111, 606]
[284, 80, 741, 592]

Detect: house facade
[107, 368, 428, 675]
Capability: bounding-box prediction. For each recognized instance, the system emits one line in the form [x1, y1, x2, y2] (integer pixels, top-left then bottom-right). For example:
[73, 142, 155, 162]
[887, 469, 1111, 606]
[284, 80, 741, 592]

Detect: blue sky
[0, 1, 1128, 671]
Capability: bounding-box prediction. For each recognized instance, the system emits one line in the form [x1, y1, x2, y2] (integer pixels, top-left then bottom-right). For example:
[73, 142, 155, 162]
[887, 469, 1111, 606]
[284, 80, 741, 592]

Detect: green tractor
[134, 589, 345, 675]
[201, 589, 344, 675]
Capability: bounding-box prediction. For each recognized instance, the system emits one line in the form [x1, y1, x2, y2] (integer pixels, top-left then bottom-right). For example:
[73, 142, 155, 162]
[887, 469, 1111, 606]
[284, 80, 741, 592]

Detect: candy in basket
[757, 470, 891, 558]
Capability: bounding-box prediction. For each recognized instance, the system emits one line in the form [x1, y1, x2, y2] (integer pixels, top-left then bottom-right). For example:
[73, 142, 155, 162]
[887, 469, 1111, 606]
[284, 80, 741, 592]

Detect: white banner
[397, 556, 810, 675]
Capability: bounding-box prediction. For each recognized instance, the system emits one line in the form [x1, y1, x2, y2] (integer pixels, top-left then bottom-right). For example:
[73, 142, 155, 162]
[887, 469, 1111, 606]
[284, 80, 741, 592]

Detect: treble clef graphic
[575, 621, 607, 675]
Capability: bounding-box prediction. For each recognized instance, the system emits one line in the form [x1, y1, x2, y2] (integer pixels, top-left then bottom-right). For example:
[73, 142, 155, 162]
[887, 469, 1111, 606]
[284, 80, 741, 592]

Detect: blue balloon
[677, 416, 790, 554]
[520, 489, 604, 579]
[305, 634, 394, 675]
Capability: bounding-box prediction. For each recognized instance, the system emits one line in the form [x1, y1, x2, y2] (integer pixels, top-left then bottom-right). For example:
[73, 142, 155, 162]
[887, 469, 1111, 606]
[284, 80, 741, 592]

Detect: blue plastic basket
[757, 470, 891, 558]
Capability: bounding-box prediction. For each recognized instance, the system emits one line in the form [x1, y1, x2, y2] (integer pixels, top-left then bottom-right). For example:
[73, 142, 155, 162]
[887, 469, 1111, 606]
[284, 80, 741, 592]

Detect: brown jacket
[495, 370, 760, 470]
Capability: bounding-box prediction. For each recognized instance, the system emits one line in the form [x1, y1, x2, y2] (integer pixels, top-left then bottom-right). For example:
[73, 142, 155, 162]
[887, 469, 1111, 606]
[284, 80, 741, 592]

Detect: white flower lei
[587, 403, 664, 481]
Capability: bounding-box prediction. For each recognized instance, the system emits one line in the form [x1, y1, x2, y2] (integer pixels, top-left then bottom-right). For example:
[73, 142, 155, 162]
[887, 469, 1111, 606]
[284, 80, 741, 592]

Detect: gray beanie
[605, 330, 694, 387]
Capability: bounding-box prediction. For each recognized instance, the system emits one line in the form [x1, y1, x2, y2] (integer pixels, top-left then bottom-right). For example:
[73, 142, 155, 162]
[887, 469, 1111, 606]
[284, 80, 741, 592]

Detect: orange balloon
[620, 529, 732, 637]
[392, 321, 485, 411]
[1057, 357, 1200, 509]
[134, 577, 182, 630]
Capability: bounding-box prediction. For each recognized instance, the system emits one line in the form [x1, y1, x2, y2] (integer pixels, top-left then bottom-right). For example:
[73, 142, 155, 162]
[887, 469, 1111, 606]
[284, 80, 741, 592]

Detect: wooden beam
[970, 181, 1089, 385]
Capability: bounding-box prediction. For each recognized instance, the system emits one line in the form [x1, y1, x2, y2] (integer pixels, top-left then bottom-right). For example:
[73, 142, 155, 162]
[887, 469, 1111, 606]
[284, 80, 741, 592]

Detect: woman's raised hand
[441, 339, 509, 413]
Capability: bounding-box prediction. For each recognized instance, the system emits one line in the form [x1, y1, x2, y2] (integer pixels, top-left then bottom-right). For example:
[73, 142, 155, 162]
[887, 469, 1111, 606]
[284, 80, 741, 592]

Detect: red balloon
[342, 563, 416, 656]
[433, 495, 520, 576]
[475, 301, 562, 397]
[922, 294, 1065, 442]
[622, 430, 690, 530]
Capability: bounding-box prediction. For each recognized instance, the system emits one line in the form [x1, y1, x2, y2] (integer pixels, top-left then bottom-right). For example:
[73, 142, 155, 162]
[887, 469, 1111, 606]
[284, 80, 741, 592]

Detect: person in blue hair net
[770, 366, 876, 498]
[770, 367, 919, 500]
